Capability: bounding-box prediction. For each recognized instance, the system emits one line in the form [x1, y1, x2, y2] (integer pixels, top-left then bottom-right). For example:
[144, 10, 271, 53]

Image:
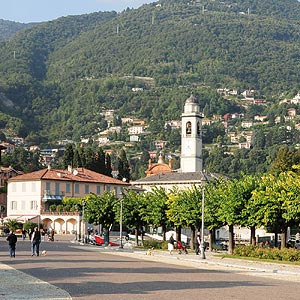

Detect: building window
[66, 183, 71, 193]
[197, 121, 200, 135]
[96, 185, 101, 194]
[11, 201, 17, 210]
[22, 183, 26, 192]
[46, 182, 51, 193]
[55, 182, 60, 195]
[85, 184, 90, 194]
[32, 182, 36, 192]
[30, 201, 38, 210]
[75, 184, 80, 194]
[114, 186, 118, 196]
[106, 185, 110, 192]
[186, 121, 192, 134]
[12, 183, 16, 192]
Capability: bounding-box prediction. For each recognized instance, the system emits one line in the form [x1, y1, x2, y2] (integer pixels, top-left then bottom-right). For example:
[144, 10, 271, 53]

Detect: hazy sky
[1, 0, 155, 23]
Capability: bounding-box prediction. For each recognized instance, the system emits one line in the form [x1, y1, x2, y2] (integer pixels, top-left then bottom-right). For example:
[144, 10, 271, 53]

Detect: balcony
[42, 190, 64, 202]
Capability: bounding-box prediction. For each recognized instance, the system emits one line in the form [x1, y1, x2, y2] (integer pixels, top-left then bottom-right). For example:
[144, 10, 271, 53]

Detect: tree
[62, 144, 74, 168]
[143, 187, 170, 241]
[166, 186, 202, 248]
[249, 171, 300, 249]
[5, 219, 20, 231]
[117, 149, 130, 181]
[84, 192, 117, 245]
[105, 153, 112, 177]
[269, 146, 300, 175]
[115, 190, 147, 246]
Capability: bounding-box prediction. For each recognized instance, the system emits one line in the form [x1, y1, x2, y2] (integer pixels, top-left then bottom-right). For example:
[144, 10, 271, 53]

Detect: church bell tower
[180, 95, 203, 173]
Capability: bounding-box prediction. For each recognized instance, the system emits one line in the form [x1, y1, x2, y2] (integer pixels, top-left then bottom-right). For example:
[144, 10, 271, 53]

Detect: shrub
[49, 204, 56, 212]
[143, 239, 168, 249]
[234, 245, 300, 262]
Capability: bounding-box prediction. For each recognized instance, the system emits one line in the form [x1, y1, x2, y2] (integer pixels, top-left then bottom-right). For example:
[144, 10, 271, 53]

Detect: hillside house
[164, 120, 181, 130]
[241, 120, 253, 128]
[128, 125, 144, 135]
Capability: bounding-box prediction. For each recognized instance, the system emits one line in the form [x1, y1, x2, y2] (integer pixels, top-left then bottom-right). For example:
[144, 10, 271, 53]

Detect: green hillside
[0, 19, 35, 40]
[1, 0, 300, 143]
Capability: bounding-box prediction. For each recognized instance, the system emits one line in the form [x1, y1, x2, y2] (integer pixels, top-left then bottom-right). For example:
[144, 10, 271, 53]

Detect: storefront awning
[42, 195, 64, 202]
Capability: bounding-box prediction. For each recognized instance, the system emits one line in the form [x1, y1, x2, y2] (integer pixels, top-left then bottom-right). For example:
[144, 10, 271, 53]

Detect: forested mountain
[1, 0, 300, 144]
[0, 19, 35, 40]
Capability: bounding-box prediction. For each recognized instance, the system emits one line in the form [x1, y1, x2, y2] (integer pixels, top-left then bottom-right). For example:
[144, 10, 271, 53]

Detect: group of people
[21, 227, 55, 242]
[6, 226, 50, 258]
[167, 233, 194, 255]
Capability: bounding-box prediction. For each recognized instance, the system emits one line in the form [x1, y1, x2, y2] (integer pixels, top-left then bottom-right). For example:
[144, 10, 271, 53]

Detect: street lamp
[119, 197, 123, 249]
[82, 200, 85, 243]
[200, 171, 207, 259]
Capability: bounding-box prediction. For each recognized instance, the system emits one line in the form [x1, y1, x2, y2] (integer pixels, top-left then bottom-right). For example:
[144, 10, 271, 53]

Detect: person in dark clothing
[168, 233, 175, 255]
[21, 228, 26, 240]
[6, 230, 17, 258]
[29, 228, 34, 240]
[195, 232, 201, 255]
[31, 227, 41, 256]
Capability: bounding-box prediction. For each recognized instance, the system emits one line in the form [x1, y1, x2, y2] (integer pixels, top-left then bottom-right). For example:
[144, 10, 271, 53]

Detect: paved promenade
[1, 235, 300, 299]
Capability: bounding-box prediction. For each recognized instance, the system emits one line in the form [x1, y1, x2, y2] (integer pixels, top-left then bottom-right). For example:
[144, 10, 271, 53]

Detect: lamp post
[200, 171, 207, 259]
[82, 200, 85, 243]
[119, 197, 123, 249]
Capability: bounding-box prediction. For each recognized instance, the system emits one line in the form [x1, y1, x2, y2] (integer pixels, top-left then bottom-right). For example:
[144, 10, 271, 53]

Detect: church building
[132, 95, 215, 192]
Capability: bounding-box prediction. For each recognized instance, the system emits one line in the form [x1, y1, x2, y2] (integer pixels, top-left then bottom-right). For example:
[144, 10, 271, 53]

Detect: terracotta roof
[8, 167, 130, 185]
[145, 163, 173, 176]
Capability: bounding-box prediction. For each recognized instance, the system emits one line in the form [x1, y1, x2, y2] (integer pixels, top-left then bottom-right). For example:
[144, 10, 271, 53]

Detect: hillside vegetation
[1, 0, 300, 143]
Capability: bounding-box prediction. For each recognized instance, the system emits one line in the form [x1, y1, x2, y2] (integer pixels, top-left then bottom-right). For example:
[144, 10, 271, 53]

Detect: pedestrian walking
[49, 229, 55, 242]
[41, 228, 46, 241]
[6, 230, 17, 258]
[21, 228, 26, 240]
[31, 227, 41, 256]
[29, 228, 34, 240]
[195, 232, 201, 255]
[168, 233, 175, 255]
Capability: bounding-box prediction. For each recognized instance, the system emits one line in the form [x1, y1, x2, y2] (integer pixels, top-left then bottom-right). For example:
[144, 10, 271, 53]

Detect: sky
[0, 0, 155, 23]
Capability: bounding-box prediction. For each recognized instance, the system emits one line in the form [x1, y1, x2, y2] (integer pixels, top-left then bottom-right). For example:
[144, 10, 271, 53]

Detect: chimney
[169, 157, 173, 169]
[67, 165, 73, 173]
[48, 164, 51, 170]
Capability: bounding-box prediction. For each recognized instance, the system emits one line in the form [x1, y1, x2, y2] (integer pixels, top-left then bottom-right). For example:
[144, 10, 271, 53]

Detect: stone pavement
[87, 245, 300, 283]
[1, 235, 300, 299]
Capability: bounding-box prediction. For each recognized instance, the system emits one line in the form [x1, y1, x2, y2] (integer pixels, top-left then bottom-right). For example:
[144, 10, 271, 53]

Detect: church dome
[185, 95, 198, 104]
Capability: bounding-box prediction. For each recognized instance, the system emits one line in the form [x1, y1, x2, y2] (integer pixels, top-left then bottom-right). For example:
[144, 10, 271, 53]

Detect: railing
[41, 210, 80, 216]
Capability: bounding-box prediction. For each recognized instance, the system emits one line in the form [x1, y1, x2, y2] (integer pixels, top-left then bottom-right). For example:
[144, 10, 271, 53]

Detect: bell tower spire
[180, 95, 203, 173]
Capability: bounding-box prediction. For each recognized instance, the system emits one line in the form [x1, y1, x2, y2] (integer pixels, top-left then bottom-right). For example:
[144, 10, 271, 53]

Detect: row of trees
[63, 168, 300, 253]
[1, 144, 131, 181]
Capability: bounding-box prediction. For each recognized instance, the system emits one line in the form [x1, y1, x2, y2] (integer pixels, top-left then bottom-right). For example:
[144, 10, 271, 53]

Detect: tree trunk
[280, 231, 286, 250]
[190, 226, 196, 250]
[274, 228, 279, 248]
[209, 228, 215, 252]
[141, 227, 144, 247]
[176, 226, 181, 242]
[162, 224, 167, 241]
[250, 226, 256, 245]
[135, 228, 139, 246]
[228, 224, 234, 254]
[104, 227, 109, 246]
